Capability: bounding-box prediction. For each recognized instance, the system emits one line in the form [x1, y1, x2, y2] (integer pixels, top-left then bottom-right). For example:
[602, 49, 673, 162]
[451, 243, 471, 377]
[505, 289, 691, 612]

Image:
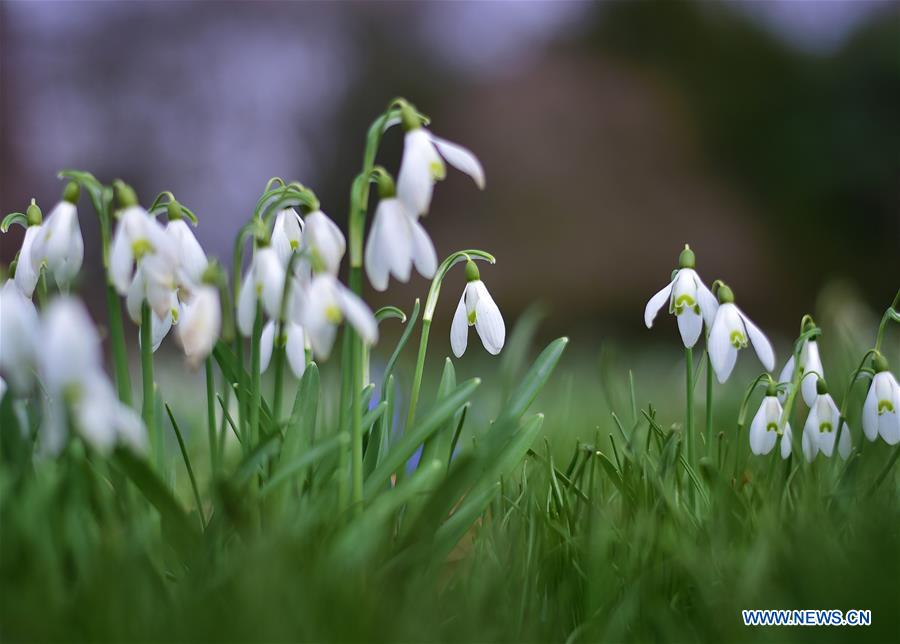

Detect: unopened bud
[26, 199, 42, 226]
[678, 244, 695, 269]
[465, 259, 480, 283]
[62, 181, 80, 205]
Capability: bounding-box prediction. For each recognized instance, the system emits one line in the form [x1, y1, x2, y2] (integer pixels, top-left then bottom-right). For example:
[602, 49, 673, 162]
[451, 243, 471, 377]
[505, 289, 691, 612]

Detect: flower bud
[678, 244, 695, 269]
[400, 101, 420, 132]
[816, 378, 828, 396]
[167, 199, 183, 221]
[62, 181, 80, 205]
[766, 380, 777, 397]
[114, 180, 138, 209]
[465, 259, 480, 283]
[716, 283, 734, 304]
[872, 353, 889, 374]
[26, 199, 42, 226]
[375, 169, 396, 199]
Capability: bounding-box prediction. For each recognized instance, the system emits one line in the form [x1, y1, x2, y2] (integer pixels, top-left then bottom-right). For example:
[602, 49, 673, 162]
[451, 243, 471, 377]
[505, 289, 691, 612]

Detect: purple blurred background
[2, 0, 898, 344]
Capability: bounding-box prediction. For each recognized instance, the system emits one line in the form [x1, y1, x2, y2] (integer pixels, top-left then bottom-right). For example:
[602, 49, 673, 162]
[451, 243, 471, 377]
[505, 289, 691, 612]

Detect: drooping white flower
[259, 319, 307, 379]
[749, 393, 791, 458]
[450, 261, 505, 358]
[271, 208, 304, 267]
[14, 224, 42, 297]
[125, 262, 180, 352]
[177, 285, 221, 367]
[166, 218, 208, 288]
[0, 376, 6, 402]
[109, 206, 177, 296]
[29, 200, 84, 289]
[644, 246, 718, 348]
[707, 284, 774, 384]
[303, 210, 345, 276]
[296, 273, 377, 360]
[36, 297, 147, 455]
[862, 357, 900, 445]
[802, 382, 851, 461]
[365, 196, 436, 291]
[396, 125, 485, 216]
[0, 279, 40, 391]
[777, 338, 825, 407]
[237, 246, 286, 336]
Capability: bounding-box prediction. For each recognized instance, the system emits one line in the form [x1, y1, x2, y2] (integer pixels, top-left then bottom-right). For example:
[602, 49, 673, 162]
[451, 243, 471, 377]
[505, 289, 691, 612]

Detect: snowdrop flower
[296, 273, 377, 360]
[451, 260, 505, 358]
[166, 215, 208, 288]
[303, 210, 345, 276]
[396, 108, 485, 216]
[9, 199, 44, 297]
[862, 355, 900, 445]
[0, 377, 6, 402]
[237, 246, 286, 336]
[0, 279, 39, 391]
[644, 245, 718, 348]
[802, 379, 851, 462]
[749, 384, 792, 459]
[37, 297, 147, 455]
[271, 208, 304, 267]
[708, 283, 774, 383]
[777, 336, 824, 407]
[29, 185, 85, 290]
[259, 319, 307, 379]
[110, 205, 178, 300]
[365, 174, 437, 291]
[126, 262, 180, 351]
[177, 285, 221, 367]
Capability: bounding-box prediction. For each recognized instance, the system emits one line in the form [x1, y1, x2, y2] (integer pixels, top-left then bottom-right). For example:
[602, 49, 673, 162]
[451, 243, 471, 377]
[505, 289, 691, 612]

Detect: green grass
[1, 299, 898, 643]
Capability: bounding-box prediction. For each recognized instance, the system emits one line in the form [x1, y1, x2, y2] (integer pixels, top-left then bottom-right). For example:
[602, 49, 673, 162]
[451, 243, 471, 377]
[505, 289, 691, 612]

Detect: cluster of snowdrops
[0, 99, 505, 463]
[644, 246, 899, 462]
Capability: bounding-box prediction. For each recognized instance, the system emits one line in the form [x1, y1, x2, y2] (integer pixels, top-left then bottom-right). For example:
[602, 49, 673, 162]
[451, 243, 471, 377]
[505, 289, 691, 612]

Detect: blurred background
[2, 0, 898, 352]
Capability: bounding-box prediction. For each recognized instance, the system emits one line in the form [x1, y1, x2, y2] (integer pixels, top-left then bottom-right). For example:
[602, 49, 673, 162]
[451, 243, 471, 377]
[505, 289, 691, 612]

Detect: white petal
[397, 129, 439, 216]
[178, 287, 220, 364]
[748, 401, 769, 455]
[450, 287, 469, 358]
[260, 320, 275, 374]
[285, 322, 307, 379]
[800, 341, 823, 407]
[125, 269, 145, 324]
[473, 282, 505, 355]
[305, 211, 345, 275]
[643, 281, 674, 329]
[738, 308, 775, 372]
[339, 288, 378, 346]
[430, 133, 485, 189]
[708, 306, 737, 383]
[237, 271, 257, 337]
[109, 220, 135, 294]
[14, 226, 40, 297]
[694, 275, 718, 328]
[167, 219, 207, 286]
[40, 297, 102, 394]
[802, 409, 818, 462]
[409, 215, 437, 279]
[780, 423, 793, 459]
[150, 310, 173, 352]
[862, 377, 879, 441]
[676, 309, 703, 349]
[364, 208, 392, 292]
[366, 200, 412, 291]
[837, 419, 852, 459]
[777, 356, 795, 404]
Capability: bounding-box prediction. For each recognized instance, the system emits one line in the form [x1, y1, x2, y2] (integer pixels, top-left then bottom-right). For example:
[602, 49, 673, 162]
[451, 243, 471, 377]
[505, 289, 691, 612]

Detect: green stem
[874, 289, 899, 351]
[205, 357, 217, 476]
[106, 284, 132, 405]
[685, 347, 695, 471]
[705, 353, 713, 455]
[272, 250, 301, 424]
[140, 303, 157, 467]
[250, 302, 263, 448]
[36, 266, 48, 308]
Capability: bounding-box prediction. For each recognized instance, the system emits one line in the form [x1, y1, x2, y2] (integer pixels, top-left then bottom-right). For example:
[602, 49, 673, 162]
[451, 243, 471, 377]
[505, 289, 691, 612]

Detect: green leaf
[375, 306, 407, 324]
[261, 433, 349, 498]
[1, 212, 28, 232]
[364, 378, 481, 499]
[418, 358, 456, 471]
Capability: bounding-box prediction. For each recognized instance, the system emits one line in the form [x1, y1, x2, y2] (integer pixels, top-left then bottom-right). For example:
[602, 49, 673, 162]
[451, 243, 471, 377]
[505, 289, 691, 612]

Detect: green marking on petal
[430, 160, 446, 181]
[467, 310, 477, 325]
[325, 305, 342, 324]
[132, 239, 153, 260]
[766, 422, 778, 433]
[289, 240, 299, 250]
[673, 294, 696, 315]
[729, 330, 747, 349]
[878, 400, 895, 415]
[819, 422, 833, 433]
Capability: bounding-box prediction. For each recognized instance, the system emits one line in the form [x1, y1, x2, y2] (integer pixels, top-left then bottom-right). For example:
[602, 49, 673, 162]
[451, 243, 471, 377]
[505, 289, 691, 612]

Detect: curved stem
[874, 289, 899, 351]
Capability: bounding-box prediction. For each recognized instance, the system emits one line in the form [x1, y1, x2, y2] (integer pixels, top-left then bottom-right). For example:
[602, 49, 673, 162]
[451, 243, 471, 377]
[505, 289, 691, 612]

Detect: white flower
[296, 274, 377, 360]
[166, 218, 208, 287]
[177, 286, 221, 366]
[708, 301, 775, 384]
[777, 339, 824, 407]
[644, 266, 718, 348]
[36, 297, 147, 455]
[802, 390, 851, 461]
[237, 246, 286, 336]
[109, 206, 177, 295]
[259, 319, 307, 379]
[0, 279, 40, 391]
[396, 127, 485, 216]
[862, 368, 900, 445]
[14, 225, 42, 297]
[125, 263, 179, 352]
[450, 268, 505, 358]
[29, 200, 84, 289]
[303, 210, 345, 276]
[365, 197, 437, 291]
[749, 394, 791, 458]
[0, 376, 6, 402]
[271, 209, 304, 267]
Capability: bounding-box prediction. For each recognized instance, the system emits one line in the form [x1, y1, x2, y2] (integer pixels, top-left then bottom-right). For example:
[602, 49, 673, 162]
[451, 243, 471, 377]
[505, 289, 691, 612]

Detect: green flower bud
[167, 199, 183, 221]
[62, 181, 80, 205]
[716, 283, 735, 304]
[114, 180, 138, 208]
[872, 353, 889, 374]
[375, 169, 396, 199]
[400, 102, 420, 132]
[766, 380, 777, 397]
[678, 244, 695, 269]
[25, 199, 42, 226]
[465, 259, 481, 283]
[816, 378, 828, 395]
